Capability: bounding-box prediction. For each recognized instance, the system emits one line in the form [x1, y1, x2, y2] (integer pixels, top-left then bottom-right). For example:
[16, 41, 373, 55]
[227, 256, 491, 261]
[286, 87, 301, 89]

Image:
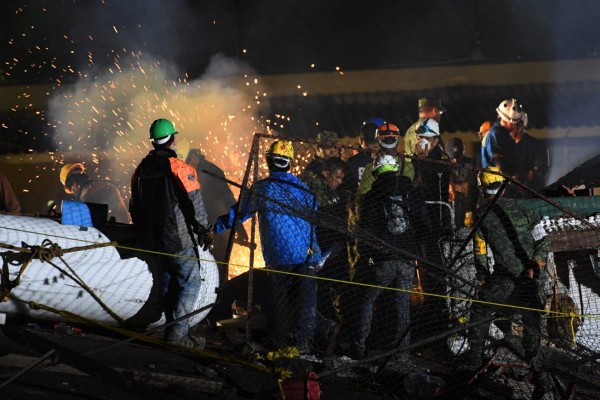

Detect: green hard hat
[149, 118, 178, 140]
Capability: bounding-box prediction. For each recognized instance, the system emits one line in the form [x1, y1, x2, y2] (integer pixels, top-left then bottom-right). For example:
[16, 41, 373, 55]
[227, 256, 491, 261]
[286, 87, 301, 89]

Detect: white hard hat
[496, 98, 524, 124]
[416, 118, 440, 137]
[373, 154, 400, 175]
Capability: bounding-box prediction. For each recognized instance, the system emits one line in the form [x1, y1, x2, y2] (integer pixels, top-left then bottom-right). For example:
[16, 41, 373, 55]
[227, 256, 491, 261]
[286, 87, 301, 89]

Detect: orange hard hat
[479, 121, 493, 135]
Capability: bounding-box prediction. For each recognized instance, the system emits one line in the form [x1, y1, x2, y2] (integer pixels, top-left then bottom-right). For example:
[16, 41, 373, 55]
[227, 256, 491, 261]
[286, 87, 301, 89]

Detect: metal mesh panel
[0, 214, 219, 327]
[222, 132, 600, 398]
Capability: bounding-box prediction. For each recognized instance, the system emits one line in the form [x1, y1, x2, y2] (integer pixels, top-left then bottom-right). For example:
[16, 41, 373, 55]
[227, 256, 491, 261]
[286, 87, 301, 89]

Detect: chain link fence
[218, 132, 600, 398]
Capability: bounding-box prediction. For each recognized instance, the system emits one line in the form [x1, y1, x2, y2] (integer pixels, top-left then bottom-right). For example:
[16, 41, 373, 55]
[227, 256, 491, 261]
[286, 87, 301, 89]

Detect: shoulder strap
[399, 156, 406, 176]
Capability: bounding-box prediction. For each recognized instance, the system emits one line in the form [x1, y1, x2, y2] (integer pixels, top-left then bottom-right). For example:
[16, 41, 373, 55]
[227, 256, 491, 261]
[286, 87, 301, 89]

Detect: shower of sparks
[0, 1, 296, 277]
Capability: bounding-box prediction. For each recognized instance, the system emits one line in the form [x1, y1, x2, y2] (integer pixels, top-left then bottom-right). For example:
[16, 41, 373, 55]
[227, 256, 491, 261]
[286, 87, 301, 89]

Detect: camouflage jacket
[300, 157, 326, 182]
[474, 197, 551, 279]
[303, 172, 340, 208]
[404, 118, 426, 156]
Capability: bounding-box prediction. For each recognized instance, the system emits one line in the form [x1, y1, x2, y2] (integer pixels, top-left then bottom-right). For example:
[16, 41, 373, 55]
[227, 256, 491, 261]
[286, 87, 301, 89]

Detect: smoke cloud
[48, 51, 269, 198]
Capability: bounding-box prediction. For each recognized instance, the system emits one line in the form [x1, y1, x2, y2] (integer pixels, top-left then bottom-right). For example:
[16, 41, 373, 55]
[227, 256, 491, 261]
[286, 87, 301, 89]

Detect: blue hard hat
[361, 117, 386, 142]
[362, 117, 386, 129]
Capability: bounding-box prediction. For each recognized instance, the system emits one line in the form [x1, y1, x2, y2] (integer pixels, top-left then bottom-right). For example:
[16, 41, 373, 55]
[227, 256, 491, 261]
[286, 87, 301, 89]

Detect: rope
[0, 222, 592, 347]
[0, 225, 246, 270]
[3, 230, 587, 333]
[0, 239, 126, 325]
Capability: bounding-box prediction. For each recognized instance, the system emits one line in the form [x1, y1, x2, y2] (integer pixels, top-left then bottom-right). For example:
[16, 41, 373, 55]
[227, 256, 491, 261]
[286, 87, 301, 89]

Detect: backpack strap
[398, 155, 406, 177]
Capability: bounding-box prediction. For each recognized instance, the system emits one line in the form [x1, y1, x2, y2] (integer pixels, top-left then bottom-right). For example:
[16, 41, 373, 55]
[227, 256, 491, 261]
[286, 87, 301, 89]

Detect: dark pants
[417, 203, 449, 335]
[415, 242, 449, 338]
[270, 263, 317, 349]
[469, 271, 543, 360]
[352, 259, 414, 356]
[317, 243, 346, 322]
[160, 247, 202, 342]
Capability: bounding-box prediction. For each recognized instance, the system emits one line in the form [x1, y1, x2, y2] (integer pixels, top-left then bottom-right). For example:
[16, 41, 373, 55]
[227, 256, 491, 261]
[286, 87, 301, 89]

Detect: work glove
[194, 225, 214, 251]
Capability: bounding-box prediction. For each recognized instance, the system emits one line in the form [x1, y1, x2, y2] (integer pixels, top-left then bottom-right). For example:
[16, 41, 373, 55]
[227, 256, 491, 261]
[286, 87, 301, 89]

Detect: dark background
[2, 1, 600, 145]
[1, 0, 599, 83]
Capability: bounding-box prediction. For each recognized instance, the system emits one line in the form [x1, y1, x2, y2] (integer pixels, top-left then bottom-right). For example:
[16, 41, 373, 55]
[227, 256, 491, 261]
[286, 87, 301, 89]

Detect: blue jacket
[215, 171, 322, 267]
[481, 121, 516, 172]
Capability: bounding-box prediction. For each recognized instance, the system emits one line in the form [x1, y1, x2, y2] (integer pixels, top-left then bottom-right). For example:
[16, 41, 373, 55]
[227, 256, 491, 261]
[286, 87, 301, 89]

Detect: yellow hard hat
[477, 166, 505, 194]
[59, 163, 85, 194]
[267, 140, 294, 159]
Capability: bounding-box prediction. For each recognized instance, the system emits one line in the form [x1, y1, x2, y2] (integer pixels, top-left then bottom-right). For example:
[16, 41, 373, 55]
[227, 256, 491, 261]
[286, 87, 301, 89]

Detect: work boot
[188, 335, 207, 350]
[166, 334, 206, 350]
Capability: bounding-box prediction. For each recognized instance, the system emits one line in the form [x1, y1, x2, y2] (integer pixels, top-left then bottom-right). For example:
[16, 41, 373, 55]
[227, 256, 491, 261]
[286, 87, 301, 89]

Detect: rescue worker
[463, 167, 551, 391]
[0, 173, 21, 213]
[130, 118, 213, 348]
[186, 148, 248, 275]
[411, 118, 452, 337]
[349, 155, 416, 365]
[301, 131, 339, 182]
[304, 156, 346, 210]
[509, 112, 550, 194]
[404, 97, 446, 157]
[304, 156, 348, 351]
[336, 118, 384, 349]
[474, 120, 493, 169]
[339, 117, 384, 202]
[412, 117, 451, 233]
[214, 140, 322, 353]
[356, 120, 415, 339]
[357, 122, 414, 203]
[444, 211, 478, 341]
[478, 120, 493, 142]
[481, 98, 523, 176]
[60, 163, 130, 223]
[446, 137, 478, 227]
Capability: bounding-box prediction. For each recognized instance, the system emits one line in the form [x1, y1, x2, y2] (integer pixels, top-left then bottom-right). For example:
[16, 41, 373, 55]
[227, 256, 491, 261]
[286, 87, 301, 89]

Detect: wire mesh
[222, 132, 600, 399]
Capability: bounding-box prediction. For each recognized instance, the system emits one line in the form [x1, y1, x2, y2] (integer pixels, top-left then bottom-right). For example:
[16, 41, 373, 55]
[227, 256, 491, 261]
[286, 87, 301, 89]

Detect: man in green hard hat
[130, 118, 214, 348]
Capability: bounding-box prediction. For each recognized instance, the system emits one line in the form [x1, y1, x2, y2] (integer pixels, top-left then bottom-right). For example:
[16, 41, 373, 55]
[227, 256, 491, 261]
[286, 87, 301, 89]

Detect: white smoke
[48, 52, 269, 198]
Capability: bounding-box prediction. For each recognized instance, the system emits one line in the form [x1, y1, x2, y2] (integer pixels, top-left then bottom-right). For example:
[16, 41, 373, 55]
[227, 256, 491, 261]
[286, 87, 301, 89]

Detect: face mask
[418, 138, 430, 153]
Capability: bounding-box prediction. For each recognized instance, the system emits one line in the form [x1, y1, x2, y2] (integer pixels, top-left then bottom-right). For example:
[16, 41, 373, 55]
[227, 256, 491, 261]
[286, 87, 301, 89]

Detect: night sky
[2, 0, 600, 84]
